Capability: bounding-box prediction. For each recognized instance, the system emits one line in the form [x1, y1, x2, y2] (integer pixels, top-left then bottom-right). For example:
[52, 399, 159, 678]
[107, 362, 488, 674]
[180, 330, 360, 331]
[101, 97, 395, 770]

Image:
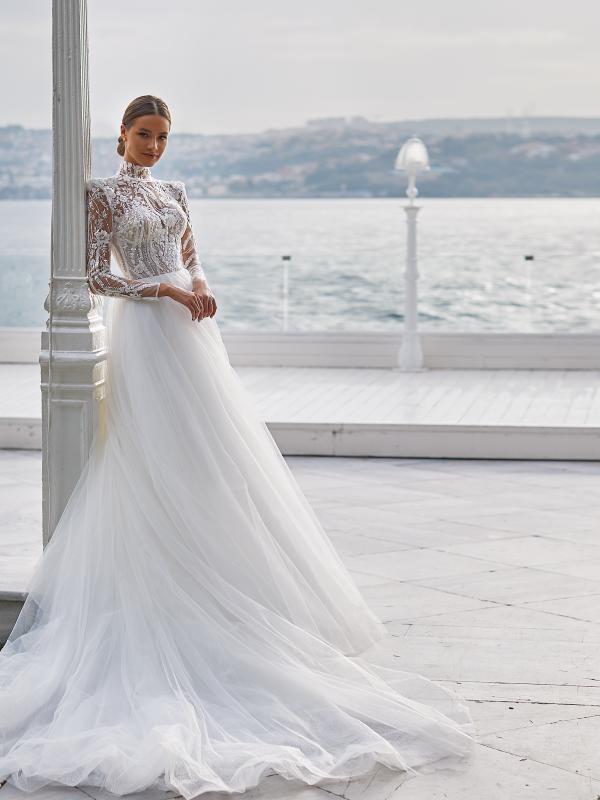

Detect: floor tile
[344, 548, 505, 583]
[394, 741, 600, 799]
[414, 566, 600, 605]
[481, 713, 600, 781]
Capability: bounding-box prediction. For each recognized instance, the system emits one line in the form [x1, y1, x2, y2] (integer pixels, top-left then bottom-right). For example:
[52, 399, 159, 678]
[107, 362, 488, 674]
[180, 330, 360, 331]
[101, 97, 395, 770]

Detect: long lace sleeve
[86, 180, 160, 300]
[176, 182, 208, 284]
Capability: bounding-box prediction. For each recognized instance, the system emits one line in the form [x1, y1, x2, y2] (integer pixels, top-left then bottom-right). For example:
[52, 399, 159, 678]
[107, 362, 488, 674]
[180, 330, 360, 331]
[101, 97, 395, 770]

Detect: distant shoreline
[3, 116, 600, 200]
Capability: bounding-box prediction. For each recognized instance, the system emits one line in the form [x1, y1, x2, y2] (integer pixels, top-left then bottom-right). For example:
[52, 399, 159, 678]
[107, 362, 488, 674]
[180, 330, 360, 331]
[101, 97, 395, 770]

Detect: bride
[0, 95, 476, 798]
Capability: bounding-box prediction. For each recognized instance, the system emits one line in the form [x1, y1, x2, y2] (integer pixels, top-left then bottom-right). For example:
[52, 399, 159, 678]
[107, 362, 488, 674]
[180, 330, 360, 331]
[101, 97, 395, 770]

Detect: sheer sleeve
[176, 182, 208, 284]
[86, 180, 160, 300]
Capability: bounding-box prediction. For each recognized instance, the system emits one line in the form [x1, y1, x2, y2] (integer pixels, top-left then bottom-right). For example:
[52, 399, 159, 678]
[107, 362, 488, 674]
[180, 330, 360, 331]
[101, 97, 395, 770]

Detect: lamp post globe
[395, 137, 430, 205]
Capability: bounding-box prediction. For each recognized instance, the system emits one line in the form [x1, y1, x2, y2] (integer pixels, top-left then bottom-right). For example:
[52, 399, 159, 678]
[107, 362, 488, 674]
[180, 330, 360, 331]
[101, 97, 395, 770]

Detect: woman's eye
[137, 132, 167, 140]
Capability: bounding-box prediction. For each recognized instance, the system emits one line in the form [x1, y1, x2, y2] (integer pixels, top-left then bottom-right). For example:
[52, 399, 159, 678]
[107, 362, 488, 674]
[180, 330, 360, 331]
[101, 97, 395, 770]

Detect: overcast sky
[3, 0, 600, 136]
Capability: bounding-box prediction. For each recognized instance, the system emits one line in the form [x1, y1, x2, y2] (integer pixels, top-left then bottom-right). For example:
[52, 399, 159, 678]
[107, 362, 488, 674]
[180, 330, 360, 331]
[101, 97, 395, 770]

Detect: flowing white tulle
[0, 269, 476, 798]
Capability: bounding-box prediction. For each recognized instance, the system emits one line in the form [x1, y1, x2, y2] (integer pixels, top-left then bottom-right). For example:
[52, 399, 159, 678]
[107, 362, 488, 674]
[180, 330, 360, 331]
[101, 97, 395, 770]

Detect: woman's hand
[158, 282, 217, 321]
[158, 284, 203, 320]
[192, 280, 218, 320]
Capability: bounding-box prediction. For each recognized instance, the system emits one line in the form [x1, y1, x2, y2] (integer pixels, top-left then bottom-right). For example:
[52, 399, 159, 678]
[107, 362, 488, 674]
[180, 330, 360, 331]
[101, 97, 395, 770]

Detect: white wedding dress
[0, 157, 475, 798]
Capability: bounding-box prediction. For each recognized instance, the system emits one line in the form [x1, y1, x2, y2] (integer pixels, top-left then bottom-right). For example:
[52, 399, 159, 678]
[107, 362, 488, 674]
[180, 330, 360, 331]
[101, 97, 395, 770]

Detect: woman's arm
[176, 182, 217, 317]
[176, 182, 211, 290]
[86, 179, 161, 300]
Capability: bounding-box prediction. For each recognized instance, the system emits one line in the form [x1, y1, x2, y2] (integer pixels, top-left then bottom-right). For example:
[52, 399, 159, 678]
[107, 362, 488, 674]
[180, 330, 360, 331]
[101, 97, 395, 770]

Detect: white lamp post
[394, 137, 430, 371]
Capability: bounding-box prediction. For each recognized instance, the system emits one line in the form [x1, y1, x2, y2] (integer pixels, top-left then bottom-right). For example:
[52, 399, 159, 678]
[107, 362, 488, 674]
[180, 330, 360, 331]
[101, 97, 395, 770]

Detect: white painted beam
[7, 328, 600, 369]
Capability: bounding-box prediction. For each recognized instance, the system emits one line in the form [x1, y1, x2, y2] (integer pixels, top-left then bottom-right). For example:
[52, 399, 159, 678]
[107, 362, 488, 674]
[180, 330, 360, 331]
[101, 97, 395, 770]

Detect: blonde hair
[117, 95, 172, 156]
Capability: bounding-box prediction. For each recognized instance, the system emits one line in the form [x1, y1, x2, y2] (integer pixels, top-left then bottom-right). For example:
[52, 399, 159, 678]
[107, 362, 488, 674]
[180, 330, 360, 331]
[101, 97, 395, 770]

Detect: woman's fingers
[187, 291, 217, 321]
[198, 296, 206, 320]
[193, 293, 203, 320]
[202, 295, 215, 318]
[190, 300, 200, 320]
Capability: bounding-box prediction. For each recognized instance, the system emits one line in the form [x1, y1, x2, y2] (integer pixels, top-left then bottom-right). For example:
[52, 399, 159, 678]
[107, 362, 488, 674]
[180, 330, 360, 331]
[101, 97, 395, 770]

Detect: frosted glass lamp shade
[395, 138, 430, 176]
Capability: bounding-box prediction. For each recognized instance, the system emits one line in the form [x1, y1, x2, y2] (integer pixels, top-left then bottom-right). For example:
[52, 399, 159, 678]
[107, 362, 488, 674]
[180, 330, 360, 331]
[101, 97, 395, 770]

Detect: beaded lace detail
[86, 157, 208, 300]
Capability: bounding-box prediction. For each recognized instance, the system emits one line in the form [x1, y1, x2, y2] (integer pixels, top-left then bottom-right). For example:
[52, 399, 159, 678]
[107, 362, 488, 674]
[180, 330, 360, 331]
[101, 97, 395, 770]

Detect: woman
[0, 95, 475, 798]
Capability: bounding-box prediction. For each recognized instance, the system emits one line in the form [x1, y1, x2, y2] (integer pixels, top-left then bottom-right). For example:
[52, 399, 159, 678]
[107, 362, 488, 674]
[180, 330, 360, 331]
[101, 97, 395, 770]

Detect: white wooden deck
[1, 364, 600, 458]
[241, 365, 600, 425]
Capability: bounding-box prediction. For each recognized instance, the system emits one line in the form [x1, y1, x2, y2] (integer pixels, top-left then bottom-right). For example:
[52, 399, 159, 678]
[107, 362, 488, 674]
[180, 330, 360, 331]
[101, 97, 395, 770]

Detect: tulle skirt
[0, 268, 476, 798]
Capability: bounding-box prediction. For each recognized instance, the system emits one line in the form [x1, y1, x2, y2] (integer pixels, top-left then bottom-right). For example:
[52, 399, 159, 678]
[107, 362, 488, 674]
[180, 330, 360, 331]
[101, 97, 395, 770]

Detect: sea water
[2, 197, 600, 332]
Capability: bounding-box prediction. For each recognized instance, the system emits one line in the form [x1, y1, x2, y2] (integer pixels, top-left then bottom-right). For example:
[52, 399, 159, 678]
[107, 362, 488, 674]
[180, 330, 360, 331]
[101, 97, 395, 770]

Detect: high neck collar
[116, 157, 153, 180]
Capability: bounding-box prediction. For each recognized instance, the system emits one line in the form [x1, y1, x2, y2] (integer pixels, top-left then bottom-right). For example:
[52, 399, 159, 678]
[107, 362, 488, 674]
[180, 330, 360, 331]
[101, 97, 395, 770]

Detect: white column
[399, 202, 424, 370]
[40, 0, 107, 545]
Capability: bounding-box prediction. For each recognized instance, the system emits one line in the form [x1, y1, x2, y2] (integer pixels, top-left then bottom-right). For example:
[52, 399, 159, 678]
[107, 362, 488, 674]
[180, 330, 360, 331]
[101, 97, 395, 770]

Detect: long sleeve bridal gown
[0, 157, 475, 798]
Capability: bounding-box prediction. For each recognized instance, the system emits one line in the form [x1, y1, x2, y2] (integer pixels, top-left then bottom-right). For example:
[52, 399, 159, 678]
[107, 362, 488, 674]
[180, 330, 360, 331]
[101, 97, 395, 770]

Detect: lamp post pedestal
[398, 203, 425, 371]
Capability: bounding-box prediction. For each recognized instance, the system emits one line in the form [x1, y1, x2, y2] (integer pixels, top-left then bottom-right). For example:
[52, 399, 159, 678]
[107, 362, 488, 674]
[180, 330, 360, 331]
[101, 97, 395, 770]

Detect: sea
[1, 197, 600, 332]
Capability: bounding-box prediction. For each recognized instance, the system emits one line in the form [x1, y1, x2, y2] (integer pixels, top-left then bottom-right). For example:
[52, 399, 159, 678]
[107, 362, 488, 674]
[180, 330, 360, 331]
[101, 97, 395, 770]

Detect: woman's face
[121, 114, 170, 167]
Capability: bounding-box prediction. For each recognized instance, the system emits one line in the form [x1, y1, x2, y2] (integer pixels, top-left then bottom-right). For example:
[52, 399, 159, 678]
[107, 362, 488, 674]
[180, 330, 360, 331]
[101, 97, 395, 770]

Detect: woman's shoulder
[86, 176, 117, 194]
[160, 178, 185, 191]
[85, 178, 118, 216]
[159, 179, 186, 202]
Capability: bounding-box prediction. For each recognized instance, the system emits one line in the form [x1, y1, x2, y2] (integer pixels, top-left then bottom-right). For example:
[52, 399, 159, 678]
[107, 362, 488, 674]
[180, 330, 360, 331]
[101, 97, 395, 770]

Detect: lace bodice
[86, 157, 208, 300]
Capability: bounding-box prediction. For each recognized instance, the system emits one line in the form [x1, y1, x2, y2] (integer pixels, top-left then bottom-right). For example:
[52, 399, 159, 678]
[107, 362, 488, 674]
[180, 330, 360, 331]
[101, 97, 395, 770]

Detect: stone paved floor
[1, 453, 600, 798]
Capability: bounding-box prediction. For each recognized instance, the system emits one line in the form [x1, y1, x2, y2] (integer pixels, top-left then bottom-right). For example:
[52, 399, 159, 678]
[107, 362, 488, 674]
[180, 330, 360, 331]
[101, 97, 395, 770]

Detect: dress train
[0, 268, 475, 798]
